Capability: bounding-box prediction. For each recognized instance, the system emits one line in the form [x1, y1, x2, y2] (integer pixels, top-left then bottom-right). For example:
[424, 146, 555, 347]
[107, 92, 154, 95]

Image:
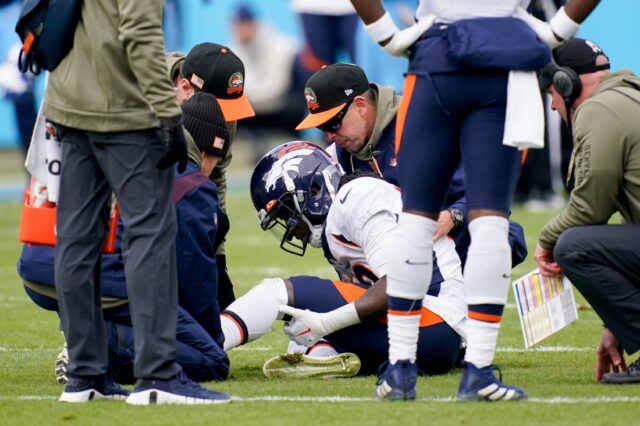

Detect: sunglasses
[317, 102, 352, 133]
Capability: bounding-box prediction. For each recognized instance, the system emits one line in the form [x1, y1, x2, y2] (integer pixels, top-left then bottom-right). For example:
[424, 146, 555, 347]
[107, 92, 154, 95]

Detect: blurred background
[0, 0, 638, 206]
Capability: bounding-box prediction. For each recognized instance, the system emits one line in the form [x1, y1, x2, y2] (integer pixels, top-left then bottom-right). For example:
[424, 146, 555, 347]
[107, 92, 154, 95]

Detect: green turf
[2, 192, 639, 425]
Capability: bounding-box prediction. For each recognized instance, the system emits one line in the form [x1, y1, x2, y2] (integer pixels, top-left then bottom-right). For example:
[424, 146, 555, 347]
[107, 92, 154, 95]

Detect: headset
[541, 61, 582, 105]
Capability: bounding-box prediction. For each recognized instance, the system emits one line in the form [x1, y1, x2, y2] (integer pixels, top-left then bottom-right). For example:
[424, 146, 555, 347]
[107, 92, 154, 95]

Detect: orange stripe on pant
[395, 74, 417, 155]
[331, 280, 444, 328]
[468, 311, 502, 323]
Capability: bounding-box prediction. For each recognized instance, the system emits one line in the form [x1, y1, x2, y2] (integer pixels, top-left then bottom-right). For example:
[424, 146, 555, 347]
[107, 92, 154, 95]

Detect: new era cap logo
[585, 39, 602, 54]
[304, 87, 319, 110]
[344, 89, 353, 96]
[227, 72, 244, 94]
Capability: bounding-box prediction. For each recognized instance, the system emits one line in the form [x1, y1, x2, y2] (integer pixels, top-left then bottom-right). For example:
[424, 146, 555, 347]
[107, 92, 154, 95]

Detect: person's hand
[156, 115, 188, 173]
[514, 7, 562, 49]
[596, 328, 627, 383]
[433, 210, 454, 241]
[534, 243, 561, 277]
[366, 12, 436, 58]
[279, 303, 360, 347]
[280, 306, 330, 347]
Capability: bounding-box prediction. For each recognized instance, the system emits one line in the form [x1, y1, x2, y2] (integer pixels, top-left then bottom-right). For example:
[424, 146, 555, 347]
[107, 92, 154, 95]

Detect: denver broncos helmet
[250, 141, 343, 256]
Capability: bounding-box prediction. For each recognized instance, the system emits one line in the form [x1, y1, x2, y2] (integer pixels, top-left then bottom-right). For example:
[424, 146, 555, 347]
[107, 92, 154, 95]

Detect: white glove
[365, 12, 436, 57]
[279, 304, 360, 347]
[514, 7, 561, 49]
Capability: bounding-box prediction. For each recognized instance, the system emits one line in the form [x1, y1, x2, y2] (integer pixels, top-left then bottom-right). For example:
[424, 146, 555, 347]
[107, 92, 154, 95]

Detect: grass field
[2, 184, 640, 425]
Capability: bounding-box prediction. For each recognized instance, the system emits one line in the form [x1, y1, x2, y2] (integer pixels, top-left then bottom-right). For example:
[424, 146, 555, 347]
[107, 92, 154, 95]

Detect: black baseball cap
[296, 63, 369, 130]
[553, 38, 610, 74]
[182, 42, 255, 121]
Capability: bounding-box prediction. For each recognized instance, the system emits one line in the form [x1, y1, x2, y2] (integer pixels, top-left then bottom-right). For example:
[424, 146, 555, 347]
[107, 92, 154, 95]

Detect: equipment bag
[15, 0, 83, 75]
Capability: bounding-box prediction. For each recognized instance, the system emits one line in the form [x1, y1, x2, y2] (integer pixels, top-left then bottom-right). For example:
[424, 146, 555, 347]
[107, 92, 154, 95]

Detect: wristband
[549, 6, 580, 41]
[364, 11, 397, 43]
[324, 303, 360, 334]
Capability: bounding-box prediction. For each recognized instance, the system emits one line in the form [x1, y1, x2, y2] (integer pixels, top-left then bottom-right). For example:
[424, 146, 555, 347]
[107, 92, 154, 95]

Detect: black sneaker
[125, 371, 230, 405]
[601, 358, 640, 385]
[59, 375, 129, 403]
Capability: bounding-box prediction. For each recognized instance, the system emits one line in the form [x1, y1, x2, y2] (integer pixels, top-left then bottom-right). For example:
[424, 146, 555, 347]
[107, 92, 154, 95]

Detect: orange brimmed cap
[182, 42, 256, 122]
[295, 63, 369, 130]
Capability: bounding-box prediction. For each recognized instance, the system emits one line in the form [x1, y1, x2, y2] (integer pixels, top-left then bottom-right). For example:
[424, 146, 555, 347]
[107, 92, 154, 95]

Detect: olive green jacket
[43, 0, 181, 131]
[539, 70, 640, 249]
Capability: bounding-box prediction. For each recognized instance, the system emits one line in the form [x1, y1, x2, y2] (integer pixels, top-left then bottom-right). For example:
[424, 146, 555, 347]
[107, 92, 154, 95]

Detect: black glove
[156, 115, 188, 173]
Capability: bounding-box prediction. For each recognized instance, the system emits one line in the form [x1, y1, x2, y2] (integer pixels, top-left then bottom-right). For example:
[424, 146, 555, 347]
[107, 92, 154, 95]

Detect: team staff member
[349, 0, 601, 401]
[42, 0, 228, 404]
[167, 43, 256, 310]
[535, 39, 640, 385]
[295, 63, 527, 269]
[20, 93, 232, 386]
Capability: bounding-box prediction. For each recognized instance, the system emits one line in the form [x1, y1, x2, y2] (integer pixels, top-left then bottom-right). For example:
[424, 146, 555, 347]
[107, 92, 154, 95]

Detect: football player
[220, 141, 466, 381]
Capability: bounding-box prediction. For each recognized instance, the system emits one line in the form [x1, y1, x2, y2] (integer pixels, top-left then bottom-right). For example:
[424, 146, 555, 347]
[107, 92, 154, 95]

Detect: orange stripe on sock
[521, 148, 529, 164]
[468, 311, 502, 323]
[221, 313, 245, 344]
[388, 309, 421, 316]
[395, 74, 417, 155]
[387, 308, 444, 327]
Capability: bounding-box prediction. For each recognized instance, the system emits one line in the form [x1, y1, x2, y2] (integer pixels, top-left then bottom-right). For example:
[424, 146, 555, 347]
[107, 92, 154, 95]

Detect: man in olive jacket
[43, 0, 228, 405]
[536, 39, 640, 386]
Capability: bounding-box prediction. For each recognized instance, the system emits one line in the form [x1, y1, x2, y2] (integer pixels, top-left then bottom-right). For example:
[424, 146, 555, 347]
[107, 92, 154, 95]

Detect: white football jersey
[323, 177, 467, 338]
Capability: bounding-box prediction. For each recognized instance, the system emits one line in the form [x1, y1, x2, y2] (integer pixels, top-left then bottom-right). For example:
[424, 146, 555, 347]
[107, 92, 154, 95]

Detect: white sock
[386, 213, 436, 363]
[463, 216, 511, 368]
[386, 213, 436, 300]
[306, 341, 339, 358]
[388, 314, 421, 363]
[221, 278, 288, 351]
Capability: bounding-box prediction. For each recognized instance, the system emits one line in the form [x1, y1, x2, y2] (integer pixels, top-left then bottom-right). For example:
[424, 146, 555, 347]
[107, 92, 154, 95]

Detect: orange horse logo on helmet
[227, 72, 244, 94]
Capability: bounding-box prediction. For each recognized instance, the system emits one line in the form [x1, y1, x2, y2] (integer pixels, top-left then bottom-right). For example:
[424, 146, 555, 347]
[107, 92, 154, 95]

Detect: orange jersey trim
[395, 74, 417, 154]
[468, 311, 502, 323]
[330, 280, 445, 327]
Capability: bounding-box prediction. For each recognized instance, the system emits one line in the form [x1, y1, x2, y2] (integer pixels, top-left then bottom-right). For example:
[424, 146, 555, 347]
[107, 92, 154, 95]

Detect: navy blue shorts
[290, 276, 461, 375]
[396, 51, 521, 214]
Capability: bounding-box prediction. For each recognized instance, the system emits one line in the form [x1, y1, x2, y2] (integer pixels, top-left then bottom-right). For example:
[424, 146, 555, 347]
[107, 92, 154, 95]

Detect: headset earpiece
[552, 65, 581, 104]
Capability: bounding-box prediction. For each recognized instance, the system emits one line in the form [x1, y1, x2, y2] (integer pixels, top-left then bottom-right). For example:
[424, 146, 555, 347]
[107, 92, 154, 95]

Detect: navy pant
[290, 276, 461, 375]
[397, 71, 521, 214]
[23, 287, 229, 382]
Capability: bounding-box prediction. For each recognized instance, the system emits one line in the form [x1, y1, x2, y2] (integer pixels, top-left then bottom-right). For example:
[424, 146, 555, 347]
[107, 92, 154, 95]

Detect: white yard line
[1, 395, 640, 404]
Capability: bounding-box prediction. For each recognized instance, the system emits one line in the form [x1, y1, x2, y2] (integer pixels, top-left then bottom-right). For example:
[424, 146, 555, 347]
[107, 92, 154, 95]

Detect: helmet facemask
[257, 165, 338, 256]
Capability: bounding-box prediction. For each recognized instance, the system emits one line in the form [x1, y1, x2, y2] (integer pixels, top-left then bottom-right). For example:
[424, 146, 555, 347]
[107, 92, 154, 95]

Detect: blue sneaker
[457, 362, 527, 401]
[375, 360, 417, 400]
[59, 375, 129, 403]
[125, 371, 230, 405]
